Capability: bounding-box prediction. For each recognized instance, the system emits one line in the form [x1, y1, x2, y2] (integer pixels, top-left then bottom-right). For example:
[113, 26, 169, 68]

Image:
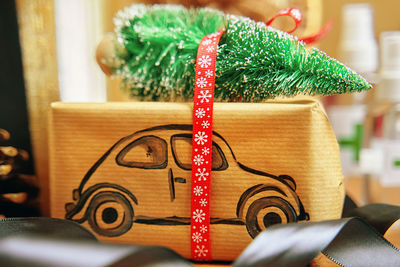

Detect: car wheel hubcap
[263, 212, 282, 227]
[102, 207, 118, 224]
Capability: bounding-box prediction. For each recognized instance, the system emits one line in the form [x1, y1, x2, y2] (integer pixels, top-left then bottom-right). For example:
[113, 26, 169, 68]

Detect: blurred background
[1, 0, 400, 216]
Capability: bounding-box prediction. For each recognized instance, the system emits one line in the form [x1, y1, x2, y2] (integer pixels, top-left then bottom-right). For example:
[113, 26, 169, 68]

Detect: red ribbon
[299, 19, 333, 44]
[266, 7, 333, 44]
[266, 8, 302, 33]
[190, 30, 224, 261]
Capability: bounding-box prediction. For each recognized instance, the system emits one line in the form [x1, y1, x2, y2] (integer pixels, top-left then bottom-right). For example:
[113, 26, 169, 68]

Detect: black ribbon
[234, 217, 400, 267]
[0, 217, 95, 241]
[344, 203, 400, 235]
[234, 199, 400, 267]
[0, 201, 400, 266]
[0, 217, 191, 267]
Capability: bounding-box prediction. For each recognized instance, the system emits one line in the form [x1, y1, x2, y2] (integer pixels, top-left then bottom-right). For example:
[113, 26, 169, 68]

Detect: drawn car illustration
[65, 124, 309, 238]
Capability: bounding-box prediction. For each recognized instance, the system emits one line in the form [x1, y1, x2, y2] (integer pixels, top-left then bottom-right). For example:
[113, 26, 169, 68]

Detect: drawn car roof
[77, 124, 295, 194]
[77, 124, 234, 193]
[129, 124, 235, 157]
[134, 124, 226, 140]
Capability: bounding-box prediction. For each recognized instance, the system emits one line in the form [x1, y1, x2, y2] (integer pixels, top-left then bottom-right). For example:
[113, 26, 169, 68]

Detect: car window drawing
[116, 135, 168, 169]
[171, 134, 228, 171]
[65, 124, 309, 239]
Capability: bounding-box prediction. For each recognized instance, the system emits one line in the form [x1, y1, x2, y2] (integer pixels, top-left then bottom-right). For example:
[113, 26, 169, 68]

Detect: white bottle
[338, 3, 378, 84]
[375, 32, 400, 190]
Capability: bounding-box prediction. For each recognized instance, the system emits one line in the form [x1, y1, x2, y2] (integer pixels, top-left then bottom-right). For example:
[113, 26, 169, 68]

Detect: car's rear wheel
[245, 196, 297, 238]
[87, 191, 133, 237]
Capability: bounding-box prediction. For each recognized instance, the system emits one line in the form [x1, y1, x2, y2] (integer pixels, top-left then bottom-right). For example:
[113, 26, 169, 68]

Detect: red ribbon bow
[266, 7, 333, 44]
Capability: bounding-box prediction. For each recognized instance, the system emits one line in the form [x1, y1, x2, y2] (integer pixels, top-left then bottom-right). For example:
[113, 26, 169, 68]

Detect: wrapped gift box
[49, 99, 344, 261]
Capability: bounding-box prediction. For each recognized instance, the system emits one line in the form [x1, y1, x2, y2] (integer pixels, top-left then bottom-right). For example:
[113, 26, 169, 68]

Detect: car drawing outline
[65, 124, 309, 238]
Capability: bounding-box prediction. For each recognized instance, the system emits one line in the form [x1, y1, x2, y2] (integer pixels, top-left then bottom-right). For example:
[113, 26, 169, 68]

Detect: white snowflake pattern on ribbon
[198, 55, 212, 68]
[206, 46, 215, 53]
[195, 245, 208, 257]
[200, 225, 208, 233]
[205, 69, 213, 78]
[193, 186, 203, 196]
[201, 39, 212, 46]
[196, 168, 209, 181]
[198, 90, 212, 103]
[193, 154, 204, 166]
[193, 209, 206, 223]
[201, 120, 210, 128]
[195, 108, 206, 118]
[202, 147, 210, 155]
[192, 232, 203, 243]
[196, 77, 208, 88]
[199, 198, 207, 207]
[194, 131, 208, 145]
[190, 30, 224, 260]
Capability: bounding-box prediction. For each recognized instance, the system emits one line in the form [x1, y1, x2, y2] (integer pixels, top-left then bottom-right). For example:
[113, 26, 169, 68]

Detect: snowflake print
[199, 198, 207, 207]
[198, 90, 212, 103]
[291, 9, 301, 21]
[201, 120, 210, 129]
[205, 69, 213, 78]
[193, 186, 203, 196]
[208, 32, 220, 38]
[202, 39, 212, 46]
[198, 55, 212, 68]
[200, 225, 208, 233]
[194, 131, 208, 145]
[195, 108, 205, 118]
[202, 147, 210, 155]
[196, 77, 207, 88]
[196, 168, 209, 181]
[192, 232, 203, 243]
[206, 46, 215, 53]
[195, 245, 208, 257]
[193, 209, 206, 223]
[193, 154, 204, 166]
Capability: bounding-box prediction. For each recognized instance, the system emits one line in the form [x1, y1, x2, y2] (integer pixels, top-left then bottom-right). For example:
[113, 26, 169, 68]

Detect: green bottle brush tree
[102, 4, 371, 102]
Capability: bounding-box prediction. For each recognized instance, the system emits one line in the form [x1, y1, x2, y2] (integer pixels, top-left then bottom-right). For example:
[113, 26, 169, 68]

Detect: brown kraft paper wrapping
[49, 99, 344, 261]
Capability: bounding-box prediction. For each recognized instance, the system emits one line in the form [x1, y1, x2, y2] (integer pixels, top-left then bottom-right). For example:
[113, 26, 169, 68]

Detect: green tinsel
[112, 4, 371, 102]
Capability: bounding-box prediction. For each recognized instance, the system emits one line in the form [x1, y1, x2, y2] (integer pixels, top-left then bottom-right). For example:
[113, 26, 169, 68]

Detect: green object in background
[339, 124, 363, 162]
[112, 4, 371, 101]
[394, 159, 400, 167]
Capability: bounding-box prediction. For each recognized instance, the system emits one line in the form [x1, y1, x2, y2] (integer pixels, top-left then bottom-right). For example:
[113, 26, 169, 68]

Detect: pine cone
[0, 129, 40, 217]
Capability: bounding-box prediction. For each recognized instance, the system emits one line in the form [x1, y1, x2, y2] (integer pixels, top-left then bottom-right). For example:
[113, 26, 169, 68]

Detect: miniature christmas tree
[108, 4, 371, 102]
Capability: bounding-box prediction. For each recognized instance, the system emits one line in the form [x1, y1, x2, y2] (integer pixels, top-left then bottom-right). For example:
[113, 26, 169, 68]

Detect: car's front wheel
[245, 196, 297, 238]
[87, 191, 133, 237]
